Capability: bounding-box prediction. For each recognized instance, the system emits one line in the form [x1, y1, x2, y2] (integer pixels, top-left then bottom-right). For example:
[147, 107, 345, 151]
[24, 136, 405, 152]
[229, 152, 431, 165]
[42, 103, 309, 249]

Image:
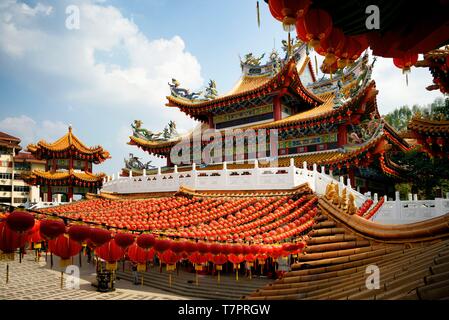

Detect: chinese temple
[25, 126, 110, 202]
[128, 43, 410, 196]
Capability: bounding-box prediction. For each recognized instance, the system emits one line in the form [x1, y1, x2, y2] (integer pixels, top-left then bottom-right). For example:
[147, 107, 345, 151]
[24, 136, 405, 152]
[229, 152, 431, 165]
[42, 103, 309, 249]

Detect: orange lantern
[319, 27, 345, 66]
[6, 211, 35, 233]
[95, 239, 125, 270]
[303, 8, 333, 49]
[48, 234, 82, 267]
[269, 0, 311, 32]
[393, 53, 419, 73]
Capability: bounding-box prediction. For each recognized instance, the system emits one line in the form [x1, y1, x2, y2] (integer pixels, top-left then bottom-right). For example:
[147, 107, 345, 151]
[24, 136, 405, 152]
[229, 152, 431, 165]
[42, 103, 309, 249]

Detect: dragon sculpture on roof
[132, 120, 179, 141]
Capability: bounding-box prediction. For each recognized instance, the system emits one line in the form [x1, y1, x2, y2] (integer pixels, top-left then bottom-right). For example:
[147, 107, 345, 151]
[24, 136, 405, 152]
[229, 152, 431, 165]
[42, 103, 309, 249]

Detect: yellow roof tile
[32, 169, 105, 182]
[27, 126, 110, 158]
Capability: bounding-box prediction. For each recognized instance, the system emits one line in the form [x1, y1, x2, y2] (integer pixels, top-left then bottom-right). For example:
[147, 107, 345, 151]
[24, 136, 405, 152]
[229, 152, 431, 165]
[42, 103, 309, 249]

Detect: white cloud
[0, 115, 67, 148]
[371, 54, 444, 114]
[0, 0, 204, 109]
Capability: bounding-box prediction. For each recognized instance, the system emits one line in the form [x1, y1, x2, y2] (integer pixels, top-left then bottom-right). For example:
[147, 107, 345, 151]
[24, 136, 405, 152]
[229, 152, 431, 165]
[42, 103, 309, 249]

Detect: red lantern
[127, 243, 153, 264]
[159, 249, 180, 265]
[181, 241, 197, 253]
[212, 253, 228, 266]
[88, 228, 111, 247]
[48, 234, 82, 266]
[303, 8, 333, 49]
[136, 234, 155, 249]
[0, 222, 27, 257]
[40, 219, 66, 240]
[27, 220, 42, 247]
[337, 36, 362, 68]
[114, 232, 135, 249]
[189, 252, 208, 265]
[295, 17, 308, 42]
[6, 211, 35, 233]
[153, 238, 172, 253]
[269, 0, 311, 32]
[393, 53, 419, 73]
[68, 225, 90, 244]
[196, 241, 210, 254]
[95, 239, 125, 266]
[319, 27, 345, 65]
[228, 253, 245, 265]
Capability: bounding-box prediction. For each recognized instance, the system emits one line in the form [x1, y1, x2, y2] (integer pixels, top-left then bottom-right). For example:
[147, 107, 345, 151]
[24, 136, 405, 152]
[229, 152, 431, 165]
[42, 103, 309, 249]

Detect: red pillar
[273, 96, 282, 121]
[52, 158, 56, 172]
[84, 159, 88, 172]
[208, 114, 214, 129]
[166, 153, 173, 167]
[69, 158, 74, 170]
[337, 124, 347, 146]
[47, 186, 52, 202]
[68, 186, 73, 201]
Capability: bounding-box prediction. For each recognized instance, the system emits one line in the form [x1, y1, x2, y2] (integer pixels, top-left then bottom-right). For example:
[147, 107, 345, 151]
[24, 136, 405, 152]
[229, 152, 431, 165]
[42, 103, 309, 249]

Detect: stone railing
[372, 191, 449, 224]
[101, 159, 366, 206]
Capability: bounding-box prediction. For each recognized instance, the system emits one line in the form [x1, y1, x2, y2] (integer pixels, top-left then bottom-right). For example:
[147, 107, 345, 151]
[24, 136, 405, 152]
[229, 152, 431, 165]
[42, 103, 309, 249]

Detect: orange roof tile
[27, 126, 110, 159]
[407, 117, 449, 134]
[31, 169, 105, 182]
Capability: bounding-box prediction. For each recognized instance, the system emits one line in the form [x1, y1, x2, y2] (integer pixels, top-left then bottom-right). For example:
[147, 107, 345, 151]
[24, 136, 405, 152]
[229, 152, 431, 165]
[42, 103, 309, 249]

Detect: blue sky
[0, 0, 444, 175]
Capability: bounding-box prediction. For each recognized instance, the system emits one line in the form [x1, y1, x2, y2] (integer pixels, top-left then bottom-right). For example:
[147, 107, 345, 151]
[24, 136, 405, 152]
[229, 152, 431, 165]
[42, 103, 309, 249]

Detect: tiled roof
[408, 117, 449, 135]
[31, 169, 106, 182]
[14, 152, 46, 164]
[166, 58, 324, 111]
[247, 197, 449, 300]
[27, 126, 110, 158]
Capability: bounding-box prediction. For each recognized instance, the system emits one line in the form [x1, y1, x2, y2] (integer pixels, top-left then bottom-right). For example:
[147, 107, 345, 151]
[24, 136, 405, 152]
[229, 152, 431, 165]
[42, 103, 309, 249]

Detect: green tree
[392, 149, 449, 199]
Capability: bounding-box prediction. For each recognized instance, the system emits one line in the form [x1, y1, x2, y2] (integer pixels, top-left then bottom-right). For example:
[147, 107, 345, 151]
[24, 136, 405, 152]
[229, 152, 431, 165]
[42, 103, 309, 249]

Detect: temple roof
[247, 196, 449, 300]
[14, 152, 46, 164]
[408, 117, 449, 135]
[30, 169, 106, 182]
[27, 126, 110, 162]
[0, 131, 22, 150]
[166, 57, 324, 118]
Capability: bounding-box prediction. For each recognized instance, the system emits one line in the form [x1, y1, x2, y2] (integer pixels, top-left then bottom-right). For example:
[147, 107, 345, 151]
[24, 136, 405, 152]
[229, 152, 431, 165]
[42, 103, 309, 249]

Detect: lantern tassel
[236, 268, 239, 281]
[218, 270, 220, 284]
[406, 73, 409, 86]
[288, 32, 291, 57]
[315, 55, 318, 78]
[6, 263, 9, 284]
[141, 274, 144, 286]
[196, 271, 199, 286]
[169, 272, 172, 287]
[60, 271, 64, 289]
[256, 1, 260, 28]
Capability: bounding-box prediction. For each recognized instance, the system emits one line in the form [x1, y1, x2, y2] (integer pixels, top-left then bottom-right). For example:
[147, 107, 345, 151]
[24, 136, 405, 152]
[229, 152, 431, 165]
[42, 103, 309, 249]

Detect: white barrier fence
[372, 191, 449, 224]
[101, 159, 368, 208]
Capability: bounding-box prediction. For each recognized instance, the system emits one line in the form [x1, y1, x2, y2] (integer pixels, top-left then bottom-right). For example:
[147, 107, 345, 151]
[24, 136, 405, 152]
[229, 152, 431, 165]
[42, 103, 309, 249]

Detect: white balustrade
[101, 159, 449, 225]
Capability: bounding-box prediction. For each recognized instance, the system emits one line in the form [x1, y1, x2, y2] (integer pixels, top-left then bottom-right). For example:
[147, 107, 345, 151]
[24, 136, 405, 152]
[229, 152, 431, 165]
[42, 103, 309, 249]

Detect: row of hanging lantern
[266, 0, 419, 83]
[1, 210, 306, 286]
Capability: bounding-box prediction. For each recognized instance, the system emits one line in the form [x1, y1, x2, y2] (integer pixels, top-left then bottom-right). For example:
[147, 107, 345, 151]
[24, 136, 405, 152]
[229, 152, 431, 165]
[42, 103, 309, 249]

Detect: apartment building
[0, 131, 45, 207]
